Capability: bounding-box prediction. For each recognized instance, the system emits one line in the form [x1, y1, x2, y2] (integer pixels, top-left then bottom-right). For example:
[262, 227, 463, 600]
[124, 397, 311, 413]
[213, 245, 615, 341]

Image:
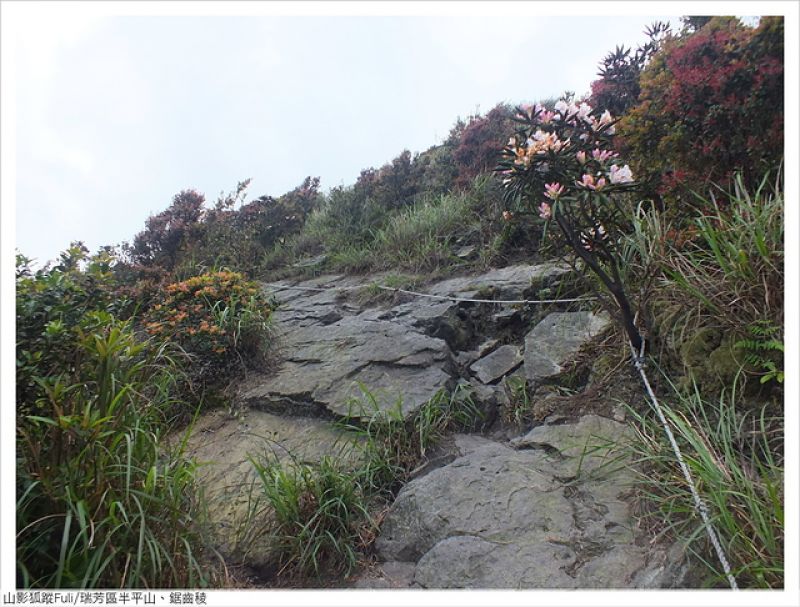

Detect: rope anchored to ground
[263, 281, 596, 306]
[630, 340, 738, 590]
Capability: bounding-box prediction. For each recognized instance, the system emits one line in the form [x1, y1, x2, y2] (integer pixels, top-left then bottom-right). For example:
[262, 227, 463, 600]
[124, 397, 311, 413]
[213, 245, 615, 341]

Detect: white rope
[630, 340, 738, 590]
[263, 281, 595, 306]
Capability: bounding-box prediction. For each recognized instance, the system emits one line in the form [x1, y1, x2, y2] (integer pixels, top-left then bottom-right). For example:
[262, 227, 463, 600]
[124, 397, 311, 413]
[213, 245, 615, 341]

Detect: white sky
[9, 5, 690, 265]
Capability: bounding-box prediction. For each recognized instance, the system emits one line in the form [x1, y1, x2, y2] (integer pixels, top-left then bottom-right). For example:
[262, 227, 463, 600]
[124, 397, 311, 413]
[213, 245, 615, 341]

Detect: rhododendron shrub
[496, 99, 643, 350]
[451, 103, 517, 189]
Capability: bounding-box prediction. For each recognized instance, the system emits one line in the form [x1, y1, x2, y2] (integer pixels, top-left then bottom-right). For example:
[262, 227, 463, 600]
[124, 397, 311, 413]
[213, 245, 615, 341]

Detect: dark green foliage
[589, 21, 671, 116]
[735, 321, 784, 385]
[16, 245, 126, 418]
[16, 313, 211, 588]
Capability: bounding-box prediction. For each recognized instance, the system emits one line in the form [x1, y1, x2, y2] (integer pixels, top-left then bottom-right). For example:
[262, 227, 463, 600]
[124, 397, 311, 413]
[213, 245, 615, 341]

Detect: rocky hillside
[183, 262, 692, 588]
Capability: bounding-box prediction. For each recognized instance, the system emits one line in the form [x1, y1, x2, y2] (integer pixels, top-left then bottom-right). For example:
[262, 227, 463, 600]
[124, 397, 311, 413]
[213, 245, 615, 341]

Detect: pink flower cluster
[552, 100, 615, 133]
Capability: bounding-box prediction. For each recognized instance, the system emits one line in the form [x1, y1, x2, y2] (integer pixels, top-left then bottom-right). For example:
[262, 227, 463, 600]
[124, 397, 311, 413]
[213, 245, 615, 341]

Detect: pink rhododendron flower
[609, 164, 634, 184]
[577, 102, 592, 120]
[544, 182, 565, 199]
[578, 174, 607, 190]
[538, 202, 552, 220]
[502, 210, 514, 221]
[592, 148, 615, 162]
[576, 150, 587, 164]
[554, 100, 569, 114]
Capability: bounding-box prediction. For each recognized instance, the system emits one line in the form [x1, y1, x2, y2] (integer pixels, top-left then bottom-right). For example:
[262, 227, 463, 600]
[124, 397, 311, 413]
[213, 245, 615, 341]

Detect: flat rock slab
[511, 414, 633, 477]
[240, 315, 454, 418]
[470, 344, 523, 384]
[524, 311, 612, 383]
[179, 409, 357, 564]
[426, 261, 571, 300]
[373, 418, 687, 589]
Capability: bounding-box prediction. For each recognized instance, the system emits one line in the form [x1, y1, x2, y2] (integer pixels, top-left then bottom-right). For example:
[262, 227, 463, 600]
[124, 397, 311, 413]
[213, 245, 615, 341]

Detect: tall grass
[16, 315, 213, 588]
[627, 375, 783, 588]
[241, 385, 483, 581]
[261, 175, 510, 278]
[248, 455, 373, 579]
[337, 385, 483, 497]
[629, 170, 783, 343]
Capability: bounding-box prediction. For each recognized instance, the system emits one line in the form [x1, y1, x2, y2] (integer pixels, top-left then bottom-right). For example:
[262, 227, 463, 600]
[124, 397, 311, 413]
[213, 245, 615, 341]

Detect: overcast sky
[13, 7, 685, 265]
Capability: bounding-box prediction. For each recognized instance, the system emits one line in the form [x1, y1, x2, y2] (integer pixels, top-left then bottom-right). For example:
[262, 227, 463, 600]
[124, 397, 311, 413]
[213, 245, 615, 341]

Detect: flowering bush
[144, 270, 273, 388]
[496, 98, 643, 349]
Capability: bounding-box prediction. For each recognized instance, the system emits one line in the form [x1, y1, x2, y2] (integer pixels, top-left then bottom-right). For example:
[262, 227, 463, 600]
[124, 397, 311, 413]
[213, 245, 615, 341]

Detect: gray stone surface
[470, 344, 523, 384]
[353, 561, 417, 589]
[375, 418, 687, 589]
[245, 263, 574, 419]
[426, 261, 572, 299]
[179, 409, 358, 565]
[240, 315, 454, 418]
[222, 266, 690, 589]
[524, 311, 612, 383]
[511, 414, 633, 477]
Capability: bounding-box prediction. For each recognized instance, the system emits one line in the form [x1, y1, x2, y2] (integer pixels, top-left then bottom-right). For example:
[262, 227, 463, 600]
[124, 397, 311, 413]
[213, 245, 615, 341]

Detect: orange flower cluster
[144, 271, 270, 361]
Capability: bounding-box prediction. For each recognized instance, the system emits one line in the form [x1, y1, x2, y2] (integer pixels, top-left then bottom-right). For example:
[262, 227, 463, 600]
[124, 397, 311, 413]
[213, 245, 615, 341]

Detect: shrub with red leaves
[452, 104, 516, 189]
[618, 16, 784, 206]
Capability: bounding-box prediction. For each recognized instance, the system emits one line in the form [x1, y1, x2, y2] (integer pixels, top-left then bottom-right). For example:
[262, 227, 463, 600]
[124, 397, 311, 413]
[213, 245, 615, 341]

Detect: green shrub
[144, 270, 273, 391]
[16, 315, 211, 588]
[625, 170, 783, 385]
[16, 245, 126, 418]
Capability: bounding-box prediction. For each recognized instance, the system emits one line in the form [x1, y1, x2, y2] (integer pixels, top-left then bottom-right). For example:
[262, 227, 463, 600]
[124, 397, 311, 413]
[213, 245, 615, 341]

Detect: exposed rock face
[179, 261, 691, 589]
[181, 409, 356, 565]
[470, 344, 523, 384]
[375, 422, 688, 589]
[241, 263, 571, 419]
[524, 311, 612, 383]
[241, 315, 454, 418]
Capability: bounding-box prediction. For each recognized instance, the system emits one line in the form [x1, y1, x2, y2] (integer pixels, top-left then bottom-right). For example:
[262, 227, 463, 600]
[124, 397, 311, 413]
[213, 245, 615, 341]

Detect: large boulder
[374, 419, 687, 589]
[240, 315, 455, 418]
